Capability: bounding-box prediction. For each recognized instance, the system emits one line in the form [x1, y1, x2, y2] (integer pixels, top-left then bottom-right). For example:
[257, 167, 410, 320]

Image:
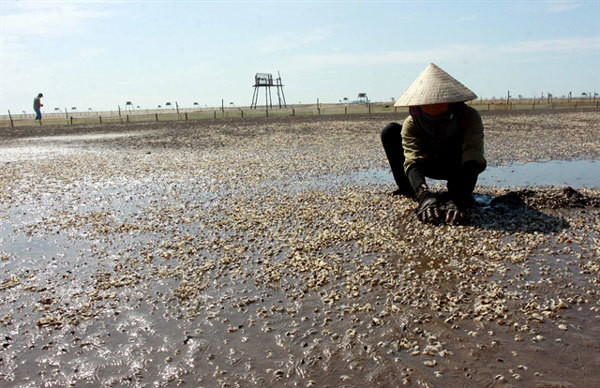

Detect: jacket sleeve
[461, 107, 486, 172]
[401, 116, 425, 174]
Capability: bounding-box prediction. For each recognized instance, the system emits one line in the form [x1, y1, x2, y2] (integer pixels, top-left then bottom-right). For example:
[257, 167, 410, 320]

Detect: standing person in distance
[33, 93, 44, 121]
[381, 63, 486, 225]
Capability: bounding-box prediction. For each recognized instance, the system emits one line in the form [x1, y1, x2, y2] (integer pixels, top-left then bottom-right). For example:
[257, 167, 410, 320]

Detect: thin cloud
[498, 37, 597, 53]
[287, 44, 479, 69]
[458, 14, 478, 22]
[1, 4, 111, 37]
[54, 48, 104, 68]
[1, 3, 111, 69]
[286, 37, 597, 70]
[258, 27, 332, 53]
[544, 0, 584, 13]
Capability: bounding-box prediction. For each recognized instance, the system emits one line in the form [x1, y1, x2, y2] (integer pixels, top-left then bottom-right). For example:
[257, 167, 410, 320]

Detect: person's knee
[381, 122, 402, 143]
[462, 161, 485, 178]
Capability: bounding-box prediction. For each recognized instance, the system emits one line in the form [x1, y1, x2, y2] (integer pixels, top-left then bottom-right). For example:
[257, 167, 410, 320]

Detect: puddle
[19, 131, 153, 143]
[348, 160, 600, 189]
[0, 146, 84, 163]
[0, 131, 154, 162]
[479, 160, 600, 188]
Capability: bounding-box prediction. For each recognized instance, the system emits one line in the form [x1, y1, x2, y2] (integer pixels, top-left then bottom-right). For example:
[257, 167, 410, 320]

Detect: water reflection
[352, 160, 600, 189]
[479, 160, 600, 188]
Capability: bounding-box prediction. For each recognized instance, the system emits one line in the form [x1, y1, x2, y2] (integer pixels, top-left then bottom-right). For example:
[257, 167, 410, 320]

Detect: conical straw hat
[394, 63, 477, 106]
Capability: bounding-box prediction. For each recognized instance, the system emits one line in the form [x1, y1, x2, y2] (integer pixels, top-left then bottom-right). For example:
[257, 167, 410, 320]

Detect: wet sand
[1, 110, 599, 387]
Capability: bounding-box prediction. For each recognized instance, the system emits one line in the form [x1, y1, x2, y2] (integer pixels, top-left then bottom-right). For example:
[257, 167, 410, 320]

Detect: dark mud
[1, 110, 599, 387]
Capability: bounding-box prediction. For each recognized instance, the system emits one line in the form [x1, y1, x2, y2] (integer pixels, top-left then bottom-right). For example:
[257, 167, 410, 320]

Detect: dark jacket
[401, 104, 486, 177]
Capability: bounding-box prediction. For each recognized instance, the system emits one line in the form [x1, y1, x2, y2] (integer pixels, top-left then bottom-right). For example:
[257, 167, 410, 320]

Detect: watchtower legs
[251, 72, 286, 109]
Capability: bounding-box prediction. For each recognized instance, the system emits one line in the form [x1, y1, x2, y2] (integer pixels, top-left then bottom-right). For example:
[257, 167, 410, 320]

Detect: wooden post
[266, 108, 269, 117]
[65, 108, 68, 119]
[345, 106, 348, 115]
[221, 99, 224, 113]
[126, 115, 130, 123]
[70, 116, 73, 125]
[7, 110, 13, 128]
[185, 112, 188, 120]
[394, 106, 397, 113]
[118, 105, 122, 117]
[292, 108, 295, 116]
[99, 116, 102, 124]
[241, 109, 244, 118]
[214, 110, 217, 119]
[176, 102, 180, 119]
[368, 104, 371, 114]
[155, 113, 159, 121]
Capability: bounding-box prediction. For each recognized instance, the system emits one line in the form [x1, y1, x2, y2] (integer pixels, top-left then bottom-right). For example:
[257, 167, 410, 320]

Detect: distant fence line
[2, 100, 599, 128]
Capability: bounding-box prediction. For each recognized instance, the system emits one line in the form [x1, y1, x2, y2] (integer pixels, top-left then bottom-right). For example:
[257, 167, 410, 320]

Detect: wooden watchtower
[251, 72, 287, 109]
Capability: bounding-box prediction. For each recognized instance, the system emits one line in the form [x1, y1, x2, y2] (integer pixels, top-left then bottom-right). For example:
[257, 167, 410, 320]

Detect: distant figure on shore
[33, 93, 44, 120]
[381, 63, 486, 225]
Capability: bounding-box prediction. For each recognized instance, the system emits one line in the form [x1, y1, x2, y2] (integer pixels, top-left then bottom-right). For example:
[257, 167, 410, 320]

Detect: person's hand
[445, 200, 467, 225]
[416, 191, 441, 224]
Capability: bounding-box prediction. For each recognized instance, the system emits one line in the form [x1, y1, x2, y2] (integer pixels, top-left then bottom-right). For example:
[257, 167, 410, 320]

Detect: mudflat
[1, 109, 599, 387]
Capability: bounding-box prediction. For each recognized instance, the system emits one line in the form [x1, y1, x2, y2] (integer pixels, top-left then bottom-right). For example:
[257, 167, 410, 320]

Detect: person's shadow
[467, 188, 580, 234]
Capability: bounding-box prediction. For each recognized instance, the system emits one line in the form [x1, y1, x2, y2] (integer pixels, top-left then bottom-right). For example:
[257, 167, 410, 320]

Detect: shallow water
[19, 131, 153, 143]
[0, 131, 153, 163]
[480, 160, 600, 188]
[0, 146, 85, 162]
[349, 160, 600, 189]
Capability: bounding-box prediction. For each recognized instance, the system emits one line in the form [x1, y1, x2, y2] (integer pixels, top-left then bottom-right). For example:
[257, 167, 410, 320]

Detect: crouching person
[381, 63, 486, 225]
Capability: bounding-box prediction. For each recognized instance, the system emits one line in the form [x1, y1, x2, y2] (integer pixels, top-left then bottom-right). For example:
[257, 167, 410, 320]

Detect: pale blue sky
[1, 0, 598, 113]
